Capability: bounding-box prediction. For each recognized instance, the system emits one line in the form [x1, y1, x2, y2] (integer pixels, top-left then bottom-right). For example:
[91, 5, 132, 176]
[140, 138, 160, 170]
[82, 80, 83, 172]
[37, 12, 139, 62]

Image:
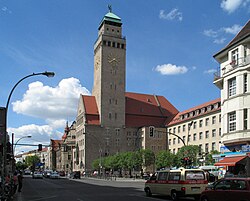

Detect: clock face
[107, 53, 120, 67]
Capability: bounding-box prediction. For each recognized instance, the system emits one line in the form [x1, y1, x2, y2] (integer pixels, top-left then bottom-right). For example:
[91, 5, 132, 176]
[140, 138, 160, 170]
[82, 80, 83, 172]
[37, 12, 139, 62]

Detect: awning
[214, 156, 247, 167]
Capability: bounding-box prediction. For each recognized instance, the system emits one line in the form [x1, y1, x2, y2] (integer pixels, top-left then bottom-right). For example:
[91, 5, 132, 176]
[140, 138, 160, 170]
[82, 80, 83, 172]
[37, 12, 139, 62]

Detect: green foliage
[15, 161, 28, 170]
[176, 145, 200, 167]
[25, 155, 40, 167]
[140, 149, 155, 167]
[205, 150, 220, 165]
[155, 150, 176, 169]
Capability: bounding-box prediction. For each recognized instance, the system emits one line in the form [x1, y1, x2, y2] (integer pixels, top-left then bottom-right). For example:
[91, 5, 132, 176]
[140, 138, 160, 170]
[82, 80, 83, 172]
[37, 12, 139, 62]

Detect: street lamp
[1, 71, 55, 180]
[13, 135, 32, 155]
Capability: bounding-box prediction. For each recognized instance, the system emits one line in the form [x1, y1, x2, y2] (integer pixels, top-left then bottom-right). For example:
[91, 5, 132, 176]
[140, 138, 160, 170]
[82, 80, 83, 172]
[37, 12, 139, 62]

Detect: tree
[140, 149, 155, 168]
[16, 161, 28, 171]
[176, 145, 200, 167]
[205, 150, 220, 165]
[25, 155, 40, 171]
[155, 150, 176, 169]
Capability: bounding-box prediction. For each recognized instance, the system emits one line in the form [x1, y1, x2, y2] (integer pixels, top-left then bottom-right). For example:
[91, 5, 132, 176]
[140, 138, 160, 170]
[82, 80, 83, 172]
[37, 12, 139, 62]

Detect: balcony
[213, 55, 250, 89]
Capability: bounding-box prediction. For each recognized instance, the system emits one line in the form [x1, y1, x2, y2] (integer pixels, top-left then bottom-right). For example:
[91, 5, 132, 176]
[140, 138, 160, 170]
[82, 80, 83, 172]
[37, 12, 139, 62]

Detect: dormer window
[231, 48, 238, 66]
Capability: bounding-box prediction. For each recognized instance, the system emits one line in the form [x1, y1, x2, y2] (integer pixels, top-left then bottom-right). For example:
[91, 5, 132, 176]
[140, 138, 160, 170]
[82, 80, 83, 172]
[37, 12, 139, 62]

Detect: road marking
[30, 196, 57, 201]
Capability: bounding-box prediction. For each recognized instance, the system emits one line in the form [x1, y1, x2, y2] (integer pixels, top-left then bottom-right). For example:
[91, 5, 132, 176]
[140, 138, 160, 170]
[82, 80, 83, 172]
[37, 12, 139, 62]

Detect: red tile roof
[51, 139, 63, 151]
[125, 92, 179, 127]
[81, 95, 100, 125]
[81, 92, 179, 128]
[168, 98, 221, 126]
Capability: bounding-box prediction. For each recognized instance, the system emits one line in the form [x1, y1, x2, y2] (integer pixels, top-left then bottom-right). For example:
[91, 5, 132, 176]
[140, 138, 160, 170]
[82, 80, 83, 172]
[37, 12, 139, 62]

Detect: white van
[144, 168, 208, 201]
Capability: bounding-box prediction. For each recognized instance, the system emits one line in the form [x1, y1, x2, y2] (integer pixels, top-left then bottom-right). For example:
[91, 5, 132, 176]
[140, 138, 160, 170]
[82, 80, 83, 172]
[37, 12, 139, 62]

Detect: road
[13, 176, 195, 201]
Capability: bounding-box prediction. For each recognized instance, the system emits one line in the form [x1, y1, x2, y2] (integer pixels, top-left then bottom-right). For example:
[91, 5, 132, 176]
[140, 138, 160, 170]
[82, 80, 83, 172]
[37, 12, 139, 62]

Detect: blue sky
[0, 0, 249, 153]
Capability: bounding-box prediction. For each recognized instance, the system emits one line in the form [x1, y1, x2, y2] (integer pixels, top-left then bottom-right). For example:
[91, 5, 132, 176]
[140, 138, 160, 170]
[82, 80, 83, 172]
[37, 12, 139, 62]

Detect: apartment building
[213, 20, 250, 153]
[168, 98, 221, 155]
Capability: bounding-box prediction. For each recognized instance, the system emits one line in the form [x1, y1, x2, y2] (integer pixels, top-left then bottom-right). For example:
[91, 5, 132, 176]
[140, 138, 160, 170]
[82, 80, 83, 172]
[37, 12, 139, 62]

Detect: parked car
[69, 171, 81, 179]
[32, 171, 43, 179]
[50, 171, 60, 179]
[24, 169, 31, 175]
[43, 170, 53, 178]
[59, 171, 65, 176]
[200, 177, 250, 201]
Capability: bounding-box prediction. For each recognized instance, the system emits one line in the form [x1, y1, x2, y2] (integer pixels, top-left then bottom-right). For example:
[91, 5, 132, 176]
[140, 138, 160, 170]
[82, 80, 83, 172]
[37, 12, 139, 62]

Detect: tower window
[112, 29, 114, 32]
[107, 28, 109, 31]
[109, 113, 112, 120]
[121, 44, 124, 49]
[117, 43, 120, 48]
[112, 42, 115, 47]
[103, 40, 106, 46]
[108, 41, 111, 46]
[117, 30, 119, 33]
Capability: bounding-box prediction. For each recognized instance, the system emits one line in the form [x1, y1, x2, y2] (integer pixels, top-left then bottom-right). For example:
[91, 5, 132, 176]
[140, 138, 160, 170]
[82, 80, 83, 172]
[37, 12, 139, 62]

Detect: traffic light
[149, 126, 155, 137]
[38, 144, 42, 151]
[6, 141, 12, 153]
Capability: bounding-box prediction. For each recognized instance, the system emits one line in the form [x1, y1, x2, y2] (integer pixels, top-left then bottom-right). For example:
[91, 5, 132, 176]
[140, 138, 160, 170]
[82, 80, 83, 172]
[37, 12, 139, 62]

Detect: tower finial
[108, 4, 112, 13]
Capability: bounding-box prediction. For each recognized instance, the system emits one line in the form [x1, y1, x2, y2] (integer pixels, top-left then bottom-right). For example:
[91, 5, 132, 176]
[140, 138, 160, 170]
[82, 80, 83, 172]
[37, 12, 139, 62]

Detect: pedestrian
[17, 171, 23, 192]
[13, 172, 18, 194]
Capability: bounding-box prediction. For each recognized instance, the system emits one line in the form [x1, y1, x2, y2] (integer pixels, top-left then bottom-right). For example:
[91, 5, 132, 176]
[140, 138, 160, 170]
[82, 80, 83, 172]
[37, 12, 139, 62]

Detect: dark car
[200, 177, 250, 201]
[69, 171, 81, 179]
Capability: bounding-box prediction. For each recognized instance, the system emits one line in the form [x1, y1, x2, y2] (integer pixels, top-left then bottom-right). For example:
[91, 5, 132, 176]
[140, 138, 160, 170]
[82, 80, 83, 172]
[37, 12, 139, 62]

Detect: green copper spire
[99, 5, 122, 29]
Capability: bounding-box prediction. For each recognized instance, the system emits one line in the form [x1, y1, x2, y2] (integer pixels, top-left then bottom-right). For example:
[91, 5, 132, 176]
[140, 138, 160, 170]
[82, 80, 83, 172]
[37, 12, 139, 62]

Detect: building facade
[213, 20, 250, 153]
[168, 99, 221, 157]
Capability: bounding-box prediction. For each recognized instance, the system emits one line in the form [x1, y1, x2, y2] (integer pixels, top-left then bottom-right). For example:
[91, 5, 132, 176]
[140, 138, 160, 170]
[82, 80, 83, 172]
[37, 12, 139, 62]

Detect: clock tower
[92, 7, 126, 128]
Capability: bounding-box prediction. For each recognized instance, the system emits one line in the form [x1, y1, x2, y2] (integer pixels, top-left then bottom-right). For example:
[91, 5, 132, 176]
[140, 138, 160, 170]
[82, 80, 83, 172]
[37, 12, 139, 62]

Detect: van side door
[157, 172, 169, 195]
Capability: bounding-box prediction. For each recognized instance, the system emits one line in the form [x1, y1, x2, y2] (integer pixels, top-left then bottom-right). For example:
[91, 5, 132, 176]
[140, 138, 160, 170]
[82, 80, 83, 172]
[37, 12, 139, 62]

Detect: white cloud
[159, 9, 183, 21]
[12, 77, 90, 121]
[203, 24, 242, 44]
[203, 29, 218, 38]
[223, 24, 242, 34]
[8, 124, 63, 154]
[220, 0, 247, 13]
[204, 69, 217, 74]
[214, 38, 226, 44]
[154, 64, 188, 75]
[1, 6, 12, 14]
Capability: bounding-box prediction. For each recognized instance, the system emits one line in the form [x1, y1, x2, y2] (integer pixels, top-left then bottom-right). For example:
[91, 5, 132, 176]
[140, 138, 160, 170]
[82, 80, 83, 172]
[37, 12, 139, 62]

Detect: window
[108, 41, 111, 46]
[169, 139, 171, 145]
[212, 129, 216, 137]
[112, 42, 115, 47]
[199, 144, 202, 155]
[178, 138, 180, 144]
[244, 109, 248, 130]
[244, 73, 247, 93]
[173, 127, 176, 133]
[231, 48, 239, 65]
[228, 77, 236, 97]
[219, 114, 221, 122]
[193, 133, 197, 141]
[205, 118, 209, 126]
[205, 131, 209, 138]
[168, 172, 181, 181]
[183, 125, 186, 132]
[117, 43, 120, 48]
[173, 149, 176, 154]
[228, 111, 236, 132]
[173, 138, 176, 144]
[121, 44, 124, 49]
[158, 172, 168, 181]
[212, 116, 216, 124]
[193, 121, 197, 129]
[219, 128, 221, 136]
[178, 126, 181, 133]
[212, 142, 216, 151]
[183, 136, 186, 143]
[109, 113, 112, 120]
[188, 135, 191, 142]
[199, 132, 203, 140]
[199, 120, 203, 128]
[205, 143, 209, 153]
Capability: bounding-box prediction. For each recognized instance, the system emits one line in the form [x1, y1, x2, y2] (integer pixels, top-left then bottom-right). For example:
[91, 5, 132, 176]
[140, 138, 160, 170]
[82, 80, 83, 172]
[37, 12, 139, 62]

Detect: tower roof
[99, 6, 122, 29]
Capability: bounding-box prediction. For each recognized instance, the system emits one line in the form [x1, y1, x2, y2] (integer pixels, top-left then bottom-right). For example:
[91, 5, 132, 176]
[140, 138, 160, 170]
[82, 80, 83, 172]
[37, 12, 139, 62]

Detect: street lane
[13, 176, 195, 201]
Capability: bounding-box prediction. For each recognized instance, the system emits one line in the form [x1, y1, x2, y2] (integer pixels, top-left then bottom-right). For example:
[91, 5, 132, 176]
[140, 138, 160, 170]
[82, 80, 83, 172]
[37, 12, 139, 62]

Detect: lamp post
[1, 71, 55, 183]
[13, 135, 32, 155]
